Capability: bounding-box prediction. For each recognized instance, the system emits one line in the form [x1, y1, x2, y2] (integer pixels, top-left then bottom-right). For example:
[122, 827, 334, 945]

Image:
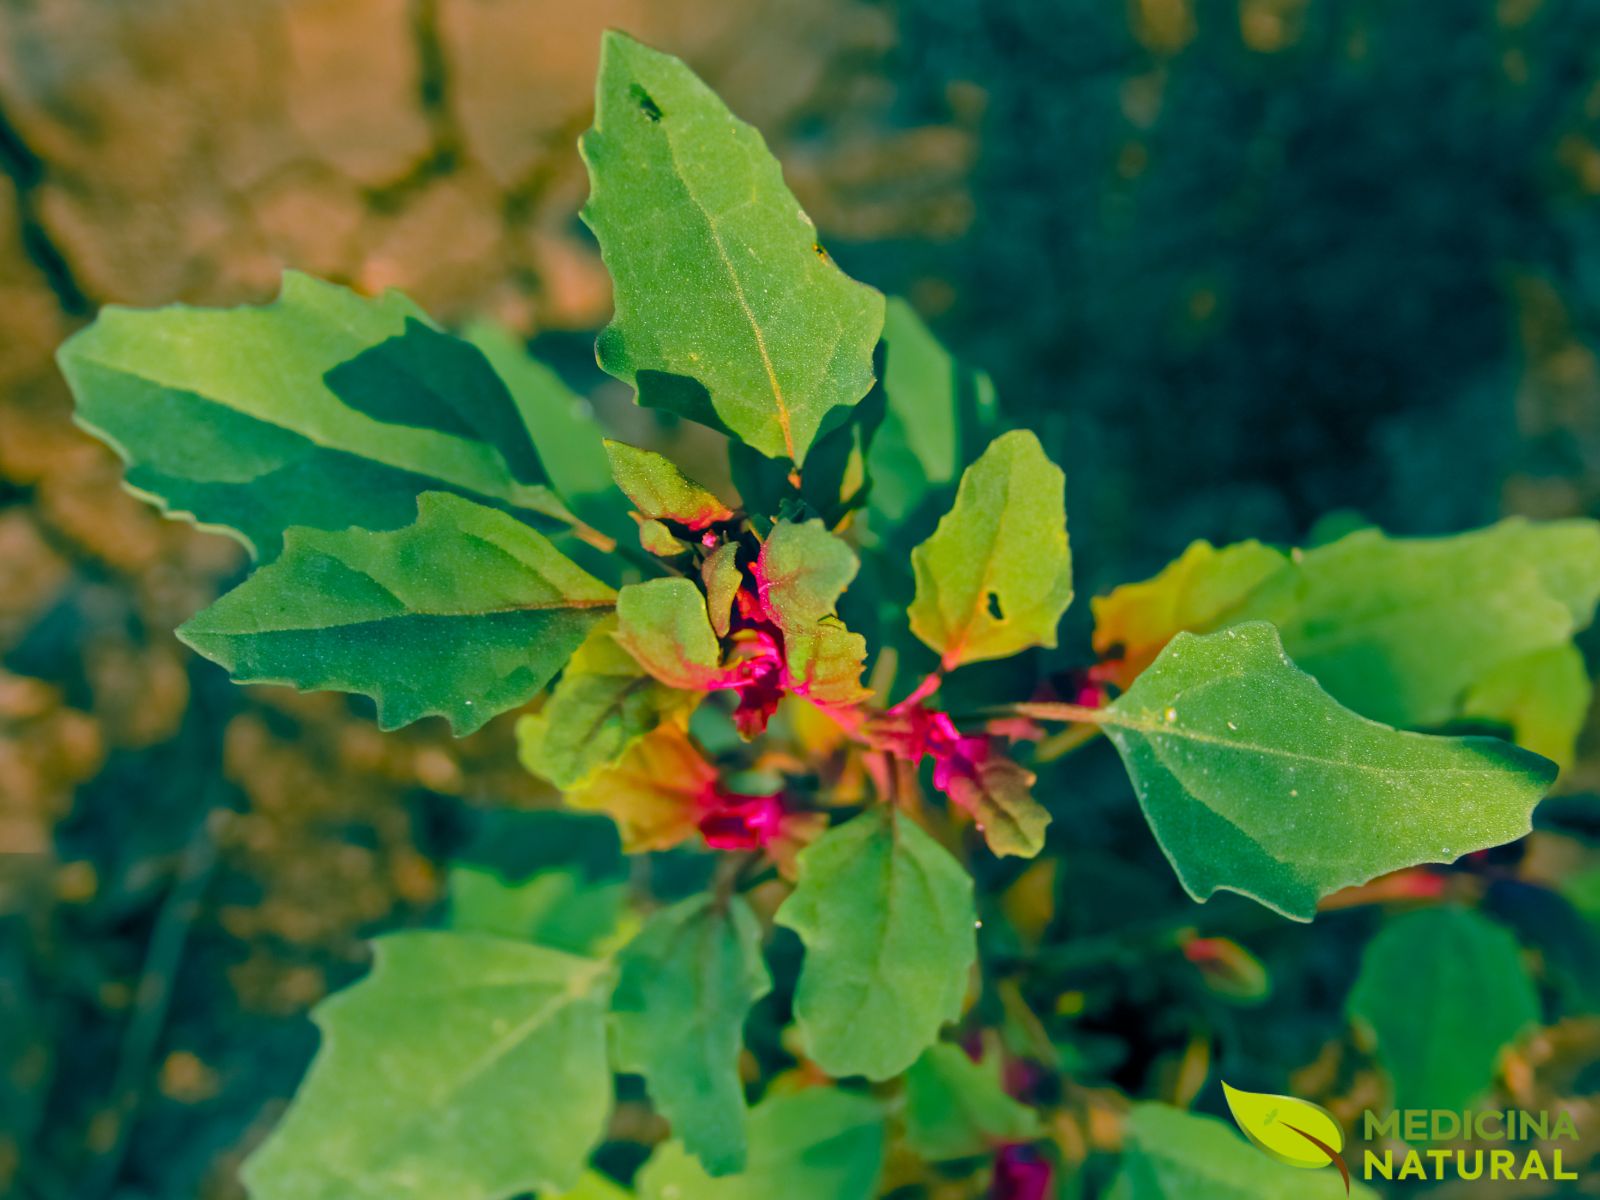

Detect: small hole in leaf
[629, 84, 663, 121]
[987, 592, 1004, 620]
[813, 242, 830, 261]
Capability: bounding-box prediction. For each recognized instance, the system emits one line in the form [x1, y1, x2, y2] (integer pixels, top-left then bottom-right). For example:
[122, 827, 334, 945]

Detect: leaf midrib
[658, 119, 796, 460]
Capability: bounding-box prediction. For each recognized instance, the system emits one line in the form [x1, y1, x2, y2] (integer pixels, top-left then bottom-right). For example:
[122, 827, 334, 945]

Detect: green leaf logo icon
[1222, 1081, 1350, 1192]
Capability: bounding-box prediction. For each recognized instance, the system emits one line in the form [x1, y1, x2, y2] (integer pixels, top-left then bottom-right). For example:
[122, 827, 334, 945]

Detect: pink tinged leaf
[942, 754, 1049, 859]
[991, 1145, 1053, 1200]
[868, 705, 1050, 858]
[702, 541, 744, 638]
[698, 790, 786, 850]
[613, 578, 732, 691]
[752, 520, 871, 708]
[603, 439, 735, 529]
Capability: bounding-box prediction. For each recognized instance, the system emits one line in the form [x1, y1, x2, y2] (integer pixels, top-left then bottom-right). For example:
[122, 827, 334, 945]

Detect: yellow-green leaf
[613, 578, 725, 690]
[604, 439, 735, 529]
[1091, 539, 1296, 684]
[1461, 643, 1593, 769]
[563, 722, 714, 852]
[909, 430, 1072, 669]
[517, 616, 698, 789]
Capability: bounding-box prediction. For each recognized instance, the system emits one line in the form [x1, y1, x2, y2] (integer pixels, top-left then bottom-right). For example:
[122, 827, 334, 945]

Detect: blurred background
[3, 0, 1600, 1195]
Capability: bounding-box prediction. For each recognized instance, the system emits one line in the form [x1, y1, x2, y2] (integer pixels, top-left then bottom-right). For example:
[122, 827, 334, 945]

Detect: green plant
[55, 29, 1600, 1200]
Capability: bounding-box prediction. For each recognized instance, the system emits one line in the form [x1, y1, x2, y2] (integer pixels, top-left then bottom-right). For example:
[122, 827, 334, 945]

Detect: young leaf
[448, 864, 630, 957]
[638, 519, 693, 557]
[635, 1088, 884, 1200]
[775, 807, 976, 1079]
[517, 616, 697, 790]
[58, 272, 572, 560]
[240, 931, 613, 1200]
[942, 755, 1049, 859]
[563, 722, 716, 852]
[178, 492, 614, 734]
[1067, 622, 1556, 921]
[605, 439, 735, 529]
[756, 520, 870, 704]
[611, 894, 771, 1176]
[613, 578, 725, 690]
[703, 542, 745, 638]
[901, 1043, 1040, 1161]
[909, 430, 1072, 669]
[1347, 907, 1539, 1111]
[1114, 1104, 1374, 1200]
[580, 32, 885, 464]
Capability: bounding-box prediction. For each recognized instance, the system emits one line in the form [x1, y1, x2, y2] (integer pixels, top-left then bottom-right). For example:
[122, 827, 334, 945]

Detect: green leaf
[1271, 520, 1600, 729]
[611, 895, 771, 1175]
[580, 32, 885, 464]
[605, 439, 735, 529]
[517, 616, 697, 789]
[1114, 1104, 1375, 1200]
[636, 1088, 884, 1200]
[703, 542, 745, 638]
[901, 1043, 1040, 1161]
[58, 272, 571, 560]
[775, 807, 976, 1079]
[1095, 521, 1600, 742]
[756, 520, 870, 705]
[613, 578, 725, 690]
[1082, 622, 1555, 920]
[1460, 644, 1592, 770]
[240, 931, 612, 1200]
[867, 298, 999, 525]
[448, 864, 630, 957]
[909, 430, 1072, 670]
[179, 492, 614, 734]
[943, 755, 1049, 859]
[463, 321, 621, 517]
[1347, 907, 1539, 1111]
[638, 519, 693, 557]
[1219, 1083, 1344, 1171]
[549, 1172, 632, 1200]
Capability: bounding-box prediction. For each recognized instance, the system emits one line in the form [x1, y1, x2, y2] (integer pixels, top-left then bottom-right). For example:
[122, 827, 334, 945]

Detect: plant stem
[1009, 701, 1113, 726]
